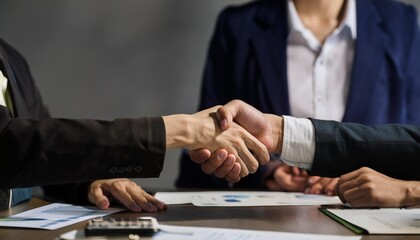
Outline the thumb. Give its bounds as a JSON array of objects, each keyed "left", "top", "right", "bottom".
[
  {"left": 216, "top": 100, "right": 244, "bottom": 130},
  {"left": 88, "top": 186, "right": 111, "bottom": 209},
  {"left": 217, "top": 100, "right": 266, "bottom": 136}
]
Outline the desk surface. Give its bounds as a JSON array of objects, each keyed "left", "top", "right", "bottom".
[{"left": 0, "top": 198, "right": 414, "bottom": 240}]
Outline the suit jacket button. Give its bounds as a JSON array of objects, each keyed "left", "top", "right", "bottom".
[
  {"left": 134, "top": 166, "right": 143, "bottom": 173},
  {"left": 126, "top": 166, "right": 133, "bottom": 173},
  {"left": 117, "top": 167, "right": 125, "bottom": 173},
  {"left": 109, "top": 167, "right": 117, "bottom": 174}
]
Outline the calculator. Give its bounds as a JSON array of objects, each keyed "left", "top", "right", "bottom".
[{"left": 84, "top": 216, "right": 160, "bottom": 236}]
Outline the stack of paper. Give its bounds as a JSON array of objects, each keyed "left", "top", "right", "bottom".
[
  {"left": 155, "top": 191, "right": 342, "bottom": 207},
  {"left": 321, "top": 208, "right": 420, "bottom": 234},
  {"left": 0, "top": 203, "right": 123, "bottom": 230}
]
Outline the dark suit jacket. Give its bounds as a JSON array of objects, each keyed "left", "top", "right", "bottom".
[
  {"left": 177, "top": 0, "right": 420, "bottom": 188},
  {"left": 0, "top": 39, "right": 166, "bottom": 204},
  {"left": 310, "top": 119, "right": 420, "bottom": 180}
]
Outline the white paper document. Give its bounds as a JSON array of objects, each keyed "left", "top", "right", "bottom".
[
  {"left": 154, "top": 191, "right": 197, "bottom": 205},
  {"left": 326, "top": 208, "right": 420, "bottom": 234},
  {"left": 0, "top": 203, "right": 123, "bottom": 230},
  {"left": 155, "top": 191, "right": 342, "bottom": 207},
  {"left": 59, "top": 224, "right": 361, "bottom": 240}
]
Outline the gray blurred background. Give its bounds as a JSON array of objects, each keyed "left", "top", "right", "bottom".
[{"left": 0, "top": 0, "right": 419, "bottom": 190}]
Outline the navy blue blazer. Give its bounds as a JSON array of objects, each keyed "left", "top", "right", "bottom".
[{"left": 177, "top": 0, "right": 420, "bottom": 189}]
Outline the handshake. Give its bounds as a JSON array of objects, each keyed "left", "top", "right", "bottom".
[{"left": 163, "top": 99, "right": 285, "bottom": 183}]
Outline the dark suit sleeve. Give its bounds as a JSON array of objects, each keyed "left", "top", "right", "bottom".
[
  {"left": 0, "top": 107, "right": 166, "bottom": 189},
  {"left": 309, "top": 119, "right": 420, "bottom": 180}
]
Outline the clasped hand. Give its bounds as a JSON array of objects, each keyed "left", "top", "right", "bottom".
[
  {"left": 189, "top": 100, "right": 282, "bottom": 182},
  {"left": 186, "top": 106, "right": 270, "bottom": 177},
  {"left": 189, "top": 101, "right": 339, "bottom": 195}
]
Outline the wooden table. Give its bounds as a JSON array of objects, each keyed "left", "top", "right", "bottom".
[{"left": 0, "top": 198, "right": 415, "bottom": 240}]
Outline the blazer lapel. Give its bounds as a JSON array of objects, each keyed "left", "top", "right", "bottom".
[
  {"left": 0, "top": 46, "right": 30, "bottom": 118},
  {"left": 251, "top": 0, "right": 290, "bottom": 115},
  {"left": 342, "top": 0, "right": 386, "bottom": 122}
]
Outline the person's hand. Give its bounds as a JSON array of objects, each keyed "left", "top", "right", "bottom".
[
  {"left": 304, "top": 176, "right": 338, "bottom": 196},
  {"left": 216, "top": 100, "right": 283, "bottom": 153},
  {"left": 190, "top": 149, "right": 241, "bottom": 183},
  {"left": 265, "top": 164, "right": 309, "bottom": 192},
  {"left": 266, "top": 164, "right": 338, "bottom": 195},
  {"left": 192, "top": 106, "right": 270, "bottom": 177},
  {"left": 337, "top": 167, "right": 416, "bottom": 208},
  {"left": 188, "top": 100, "right": 283, "bottom": 180},
  {"left": 87, "top": 179, "right": 167, "bottom": 212},
  {"left": 164, "top": 105, "right": 269, "bottom": 178}
]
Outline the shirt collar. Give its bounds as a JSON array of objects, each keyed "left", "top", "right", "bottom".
[
  {"left": 341, "top": 0, "right": 357, "bottom": 40},
  {"left": 287, "top": 0, "right": 357, "bottom": 41}
]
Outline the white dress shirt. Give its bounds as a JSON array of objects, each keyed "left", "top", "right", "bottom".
[
  {"left": 0, "top": 70, "right": 7, "bottom": 107},
  {"left": 281, "top": 116, "right": 316, "bottom": 170},
  {"left": 286, "top": 0, "right": 356, "bottom": 121},
  {"left": 281, "top": 0, "right": 357, "bottom": 169}
]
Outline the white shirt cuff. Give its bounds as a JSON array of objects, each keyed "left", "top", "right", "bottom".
[{"left": 280, "top": 116, "right": 315, "bottom": 170}]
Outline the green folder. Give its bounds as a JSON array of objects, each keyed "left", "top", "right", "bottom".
[{"left": 319, "top": 208, "right": 367, "bottom": 234}]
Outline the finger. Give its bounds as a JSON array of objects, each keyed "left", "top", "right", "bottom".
[
  {"left": 337, "top": 176, "right": 368, "bottom": 204},
  {"left": 341, "top": 185, "right": 367, "bottom": 206},
  {"left": 274, "top": 168, "right": 308, "bottom": 192},
  {"left": 232, "top": 126, "right": 269, "bottom": 172},
  {"left": 225, "top": 162, "right": 241, "bottom": 183},
  {"left": 236, "top": 154, "right": 250, "bottom": 178},
  {"left": 336, "top": 183, "right": 346, "bottom": 203},
  {"left": 128, "top": 187, "right": 165, "bottom": 213},
  {"left": 323, "top": 178, "right": 339, "bottom": 196},
  {"left": 291, "top": 167, "right": 301, "bottom": 176},
  {"left": 307, "top": 176, "right": 321, "bottom": 186},
  {"left": 153, "top": 196, "right": 169, "bottom": 210},
  {"left": 104, "top": 184, "right": 143, "bottom": 212},
  {"left": 88, "top": 186, "right": 111, "bottom": 210},
  {"left": 225, "top": 146, "right": 249, "bottom": 177},
  {"left": 309, "top": 178, "right": 334, "bottom": 195},
  {"left": 218, "top": 100, "right": 267, "bottom": 135},
  {"left": 144, "top": 194, "right": 167, "bottom": 210},
  {"left": 216, "top": 103, "right": 237, "bottom": 130},
  {"left": 243, "top": 132, "right": 269, "bottom": 165},
  {"left": 220, "top": 129, "right": 260, "bottom": 175},
  {"left": 214, "top": 156, "right": 236, "bottom": 178},
  {"left": 305, "top": 183, "right": 323, "bottom": 195},
  {"left": 201, "top": 150, "right": 228, "bottom": 175},
  {"left": 338, "top": 176, "right": 365, "bottom": 197},
  {"left": 128, "top": 193, "right": 156, "bottom": 212},
  {"left": 217, "top": 100, "right": 263, "bottom": 132},
  {"left": 300, "top": 170, "right": 309, "bottom": 177},
  {"left": 133, "top": 188, "right": 167, "bottom": 210},
  {"left": 337, "top": 170, "right": 365, "bottom": 200},
  {"left": 337, "top": 168, "right": 363, "bottom": 187},
  {"left": 236, "top": 143, "right": 259, "bottom": 174},
  {"left": 190, "top": 148, "right": 212, "bottom": 164}
]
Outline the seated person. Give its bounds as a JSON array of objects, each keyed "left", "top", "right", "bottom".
[{"left": 177, "top": 0, "right": 420, "bottom": 195}]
